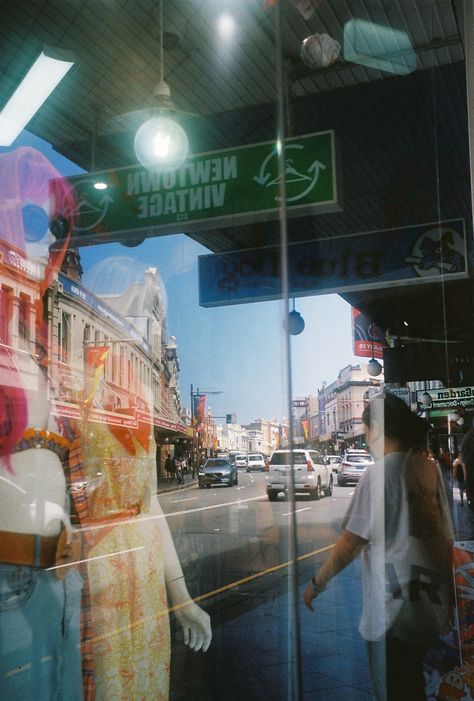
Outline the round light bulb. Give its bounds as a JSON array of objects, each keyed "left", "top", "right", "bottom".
[
  {"left": 367, "top": 358, "right": 383, "bottom": 377},
  {"left": 134, "top": 116, "right": 189, "bottom": 173},
  {"left": 285, "top": 309, "right": 305, "bottom": 336}
]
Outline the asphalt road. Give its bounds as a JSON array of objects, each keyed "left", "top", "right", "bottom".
[
  {"left": 162, "top": 471, "right": 353, "bottom": 598},
  {"left": 160, "top": 471, "right": 359, "bottom": 700}
]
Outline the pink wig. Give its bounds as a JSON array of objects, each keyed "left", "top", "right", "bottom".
[{"left": 0, "top": 147, "right": 76, "bottom": 467}]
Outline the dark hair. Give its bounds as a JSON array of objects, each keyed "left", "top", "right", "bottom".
[
  {"left": 461, "top": 427, "right": 474, "bottom": 470},
  {"left": 362, "top": 393, "right": 429, "bottom": 451}
]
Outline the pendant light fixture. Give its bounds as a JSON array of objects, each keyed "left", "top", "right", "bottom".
[
  {"left": 133, "top": 0, "right": 189, "bottom": 173},
  {"left": 367, "top": 319, "right": 382, "bottom": 377},
  {"left": 285, "top": 299, "right": 305, "bottom": 336}
]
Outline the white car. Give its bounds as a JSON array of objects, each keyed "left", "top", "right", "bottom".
[
  {"left": 325, "top": 455, "right": 342, "bottom": 472},
  {"left": 234, "top": 454, "right": 248, "bottom": 469},
  {"left": 266, "top": 448, "right": 333, "bottom": 501},
  {"left": 246, "top": 453, "right": 265, "bottom": 472},
  {"left": 338, "top": 450, "right": 374, "bottom": 486}
]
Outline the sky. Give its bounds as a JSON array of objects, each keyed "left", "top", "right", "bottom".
[{"left": 5, "top": 131, "right": 363, "bottom": 425}]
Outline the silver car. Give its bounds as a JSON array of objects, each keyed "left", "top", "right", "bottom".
[
  {"left": 198, "top": 457, "right": 238, "bottom": 488},
  {"left": 338, "top": 451, "right": 374, "bottom": 486}
]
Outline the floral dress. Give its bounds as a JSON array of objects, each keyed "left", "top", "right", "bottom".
[{"left": 82, "top": 421, "right": 170, "bottom": 701}]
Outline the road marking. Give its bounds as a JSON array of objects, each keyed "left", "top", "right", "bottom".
[
  {"left": 83, "top": 541, "right": 336, "bottom": 646},
  {"left": 169, "top": 497, "right": 199, "bottom": 503},
  {"left": 192, "top": 542, "right": 335, "bottom": 606},
  {"left": 76, "top": 494, "right": 267, "bottom": 534},
  {"left": 46, "top": 546, "right": 145, "bottom": 572},
  {"left": 281, "top": 507, "right": 311, "bottom": 516},
  {"left": 237, "top": 486, "right": 246, "bottom": 490}
]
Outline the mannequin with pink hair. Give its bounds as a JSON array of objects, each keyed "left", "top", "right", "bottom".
[
  {"left": 0, "top": 147, "right": 84, "bottom": 700},
  {"left": 0, "top": 146, "right": 212, "bottom": 701}
]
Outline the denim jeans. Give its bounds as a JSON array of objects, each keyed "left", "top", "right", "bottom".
[{"left": 0, "top": 565, "right": 83, "bottom": 701}]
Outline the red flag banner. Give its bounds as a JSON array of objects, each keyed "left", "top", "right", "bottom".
[
  {"left": 301, "top": 418, "right": 310, "bottom": 441},
  {"left": 351, "top": 307, "right": 384, "bottom": 359},
  {"left": 84, "top": 346, "right": 109, "bottom": 404},
  {"left": 193, "top": 394, "right": 206, "bottom": 431}
]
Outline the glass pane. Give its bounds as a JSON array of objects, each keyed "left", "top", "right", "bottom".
[{"left": 0, "top": 2, "right": 472, "bottom": 700}]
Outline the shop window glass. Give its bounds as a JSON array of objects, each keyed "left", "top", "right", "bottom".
[{"left": 0, "top": 2, "right": 473, "bottom": 700}]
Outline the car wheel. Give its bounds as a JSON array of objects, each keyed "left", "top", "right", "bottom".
[
  {"left": 198, "top": 483, "right": 204, "bottom": 489},
  {"left": 235, "top": 473, "right": 238, "bottom": 485},
  {"left": 310, "top": 480, "right": 321, "bottom": 500},
  {"left": 205, "top": 484, "right": 211, "bottom": 489},
  {"left": 324, "top": 477, "right": 333, "bottom": 497},
  {"left": 267, "top": 489, "right": 278, "bottom": 502},
  {"left": 246, "top": 468, "right": 250, "bottom": 473},
  {"left": 338, "top": 478, "right": 346, "bottom": 487}
]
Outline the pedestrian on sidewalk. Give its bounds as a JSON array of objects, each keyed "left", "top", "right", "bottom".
[
  {"left": 461, "top": 428, "right": 474, "bottom": 507},
  {"left": 304, "top": 393, "right": 454, "bottom": 701},
  {"left": 452, "top": 453, "right": 466, "bottom": 506},
  {"left": 164, "top": 454, "right": 172, "bottom": 481}
]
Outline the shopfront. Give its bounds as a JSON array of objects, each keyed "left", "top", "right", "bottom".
[{"left": 1, "top": 2, "right": 473, "bottom": 699}]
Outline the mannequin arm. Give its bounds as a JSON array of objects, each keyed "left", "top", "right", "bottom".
[{"left": 150, "top": 495, "right": 212, "bottom": 652}]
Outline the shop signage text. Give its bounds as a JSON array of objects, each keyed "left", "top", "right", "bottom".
[
  {"left": 61, "top": 131, "right": 339, "bottom": 244},
  {"left": 417, "top": 385, "right": 474, "bottom": 410},
  {"left": 199, "top": 219, "right": 467, "bottom": 306}
]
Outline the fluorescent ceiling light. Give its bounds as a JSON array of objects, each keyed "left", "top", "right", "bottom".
[{"left": 0, "top": 47, "right": 74, "bottom": 147}]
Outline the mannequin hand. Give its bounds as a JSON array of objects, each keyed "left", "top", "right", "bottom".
[{"left": 174, "top": 601, "right": 212, "bottom": 652}]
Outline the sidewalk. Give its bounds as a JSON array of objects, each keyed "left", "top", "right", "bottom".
[{"left": 156, "top": 473, "right": 198, "bottom": 495}]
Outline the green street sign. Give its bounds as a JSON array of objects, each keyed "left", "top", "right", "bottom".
[{"left": 62, "top": 131, "right": 340, "bottom": 245}]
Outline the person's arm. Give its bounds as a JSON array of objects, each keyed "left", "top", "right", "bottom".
[
  {"left": 150, "top": 494, "right": 212, "bottom": 652},
  {"left": 303, "top": 529, "right": 367, "bottom": 611}
]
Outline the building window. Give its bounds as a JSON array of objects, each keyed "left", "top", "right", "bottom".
[
  {"left": 18, "top": 294, "right": 30, "bottom": 350},
  {"left": 0, "top": 287, "right": 10, "bottom": 344},
  {"left": 59, "top": 310, "right": 71, "bottom": 363}
]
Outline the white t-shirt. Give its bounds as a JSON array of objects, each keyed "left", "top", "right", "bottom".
[{"left": 344, "top": 451, "right": 453, "bottom": 642}]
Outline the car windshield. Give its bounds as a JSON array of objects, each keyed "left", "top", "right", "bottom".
[
  {"left": 270, "top": 452, "right": 307, "bottom": 465},
  {"left": 205, "top": 459, "right": 229, "bottom": 467},
  {"left": 346, "top": 454, "right": 372, "bottom": 463},
  {"left": 249, "top": 455, "right": 261, "bottom": 461}
]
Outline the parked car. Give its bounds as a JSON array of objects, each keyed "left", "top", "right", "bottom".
[
  {"left": 246, "top": 453, "right": 265, "bottom": 472},
  {"left": 234, "top": 454, "right": 248, "bottom": 469},
  {"left": 266, "top": 448, "right": 333, "bottom": 501},
  {"left": 325, "top": 455, "right": 342, "bottom": 472},
  {"left": 198, "top": 457, "right": 238, "bottom": 488},
  {"left": 338, "top": 450, "right": 374, "bottom": 486}
]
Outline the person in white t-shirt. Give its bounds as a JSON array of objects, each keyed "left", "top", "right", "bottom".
[{"left": 304, "top": 393, "right": 454, "bottom": 701}]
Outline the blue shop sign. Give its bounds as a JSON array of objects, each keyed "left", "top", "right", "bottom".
[{"left": 198, "top": 219, "right": 467, "bottom": 307}]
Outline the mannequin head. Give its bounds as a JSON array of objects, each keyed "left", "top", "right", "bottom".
[{"left": 0, "top": 146, "right": 76, "bottom": 465}]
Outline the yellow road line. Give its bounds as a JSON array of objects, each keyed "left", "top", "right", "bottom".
[
  {"left": 191, "top": 543, "right": 334, "bottom": 605},
  {"left": 83, "top": 542, "right": 334, "bottom": 645}
]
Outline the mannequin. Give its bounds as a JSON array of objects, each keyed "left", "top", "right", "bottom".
[
  {"left": 0, "top": 147, "right": 83, "bottom": 700},
  {"left": 80, "top": 353, "right": 211, "bottom": 699},
  {"left": 0, "top": 146, "right": 211, "bottom": 700}
]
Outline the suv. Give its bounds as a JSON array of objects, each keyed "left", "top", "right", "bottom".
[
  {"left": 198, "top": 457, "right": 238, "bottom": 488},
  {"left": 246, "top": 453, "right": 265, "bottom": 472},
  {"left": 338, "top": 450, "right": 374, "bottom": 486},
  {"left": 266, "top": 449, "right": 333, "bottom": 501}
]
